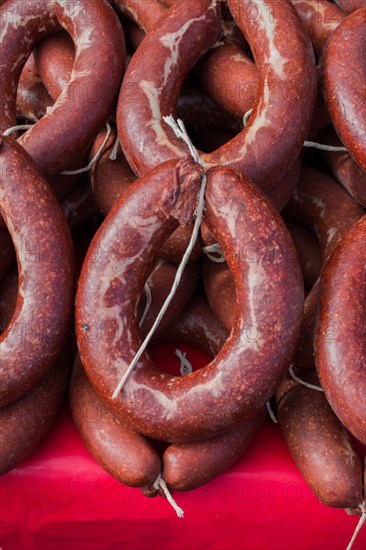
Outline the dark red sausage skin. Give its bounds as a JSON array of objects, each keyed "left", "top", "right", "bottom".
[
  {"left": 0, "top": 136, "right": 75, "bottom": 407},
  {"left": 89, "top": 127, "right": 136, "bottom": 217},
  {"left": 16, "top": 54, "right": 53, "bottom": 122},
  {"left": 315, "top": 216, "right": 366, "bottom": 445},
  {"left": 276, "top": 380, "right": 363, "bottom": 508},
  {"left": 157, "top": 295, "right": 227, "bottom": 358},
  {"left": 285, "top": 221, "right": 321, "bottom": 290},
  {"left": 322, "top": 8, "right": 366, "bottom": 170},
  {"left": 35, "top": 31, "right": 75, "bottom": 101},
  {"left": 70, "top": 357, "right": 161, "bottom": 488},
  {"left": 0, "top": 349, "right": 70, "bottom": 476},
  {"left": 139, "top": 259, "right": 200, "bottom": 339},
  {"left": 292, "top": 0, "right": 345, "bottom": 56},
  {"left": 162, "top": 410, "right": 266, "bottom": 492},
  {"left": 321, "top": 126, "right": 366, "bottom": 209},
  {"left": 89, "top": 127, "right": 202, "bottom": 264},
  {"left": 203, "top": 258, "right": 236, "bottom": 335}
]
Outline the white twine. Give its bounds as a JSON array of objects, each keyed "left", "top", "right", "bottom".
[
  {"left": 164, "top": 115, "right": 204, "bottom": 166},
  {"left": 111, "top": 116, "right": 207, "bottom": 399},
  {"left": 346, "top": 505, "right": 366, "bottom": 550},
  {"left": 61, "top": 122, "right": 112, "bottom": 175},
  {"left": 266, "top": 401, "right": 278, "bottom": 424},
  {"left": 3, "top": 123, "right": 33, "bottom": 136},
  {"left": 288, "top": 366, "right": 324, "bottom": 392},
  {"left": 153, "top": 473, "right": 184, "bottom": 518},
  {"left": 175, "top": 349, "right": 193, "bottom": 376},
  {"left": 109, "top": 134, "right": 120, "bottom": 161},
  {"left": 202, "top": 243, "right": 226, "bottom": 263},
  {"left": 303, "top": 140, "right": 347, "bottom": 152},
  {"left": 138, "top": 283, "right": 152, "bottom": 328},
  {"left": 242, "top": 109, "right": 348, "bottom": 152}
]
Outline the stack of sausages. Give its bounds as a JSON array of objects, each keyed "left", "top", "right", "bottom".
[{"left": 0, "top": 0, "right": 365, "bottom": 523}]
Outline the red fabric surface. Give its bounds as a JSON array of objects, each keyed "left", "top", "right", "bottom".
[{"left": 1, "top": 342, "right": 365, "bottom": 550}]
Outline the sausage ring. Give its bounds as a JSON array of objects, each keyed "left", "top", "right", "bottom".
[
  {"left": 76, "top": 161, "right": 303, "bottom": 442},
  {"left": 117, "top": 0, "right": 316, "bottom": 190},
  {"left": 0, "top": 0, "right": 125, "bottom": 176},
  {"left": 0, "top": 136, "right": 75, "bottom": 407},
  {"left": 315, "top": 215, "right": 366, "bottom": 445}
]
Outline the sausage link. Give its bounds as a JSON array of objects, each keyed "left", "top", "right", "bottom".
[
  {"left": 89, "top": 127, "right": 136, "bottom": 217},
  {"left": 196, "top": 43, "right": 328, "bottom": 133},
  {"left": 321, "top": 126, "right": 366, "bottom": 209},
  {"left": 315, "top": 216, "right": 366, "bottom": 444},
  {"left": 285, "top": 221, "right": 321, "bottom": 290},
  {"left": 0, "top": 348, "right": 70, "bottom": 475},
  {"left": 162, "top": 410, "right": 265, "bottom": 492},
  {"left": 203, "top": 258, "right": 236, "bottom": 335},
  {"left": 195, "top": 42, "right": 258, "bottom": 120},
  {"left": 114, "top": 0, "right": 166, "bottom": 32},
  {"left": 139, "top": 259, "right": 200, "bottom": 339},
  {"left": 0, "top": 0, "right": 125, "bottom": 176},
  {"left": 116, "top": 0, "right": 302, "bottom": 208},
  {"left": 76, "top": 163, "right": 303, "bottom": 442},
  {"left": 16, "top": 54, "right": 52, "bottom": 122},
  {"left": 283, "top": 166, "right": 364, "bottom": 368},
  {"left": 322, "top": 8, "right": 366, "bottom": 171},
  {"left": 0, "top": 136, "right": 75, "bottom": 407},
  {"left": 276, "top": 380, "right": 363, "bottom": 508},
  {"left": 34, "top": 31, "right": 74, "bottom": 102},
  {"left": 70, "top": 356, "right": 161, "bottom": 488},
  {"left": 157, "top": 295, "right": 227, "bottom": 359},
  {"left": 159, "top": 224, "right": 202, "bottom": 264},
  {"left": 292, "top": 0, "right": 345, "bottom": 56}
]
